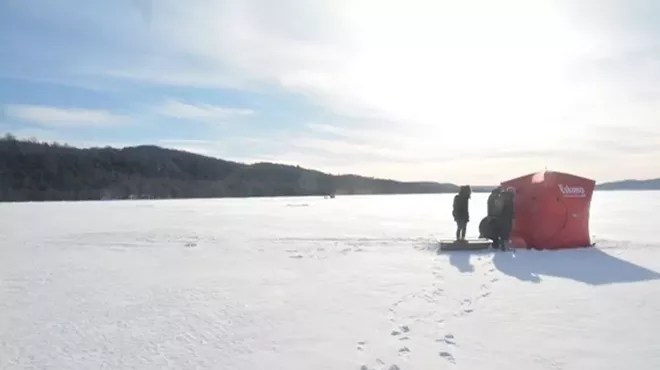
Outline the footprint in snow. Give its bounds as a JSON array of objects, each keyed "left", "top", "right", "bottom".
[
  {"left": 439, "top": 351, "right": 456, "bottom": 363},
  {"left": 455, "top": 300, "right": 474, "bottom": 316},
  {"left": 438, "top": 334, "right": 456, "bottom": 345},
  {"left": 363, "top": 365, "right": 399, "bottom": 370},
  {"left": 361, "top": 359, "right": 392, "bottom": 370},
  {"left": 391, "top": 325, "right": 410, "bottom": 336}
]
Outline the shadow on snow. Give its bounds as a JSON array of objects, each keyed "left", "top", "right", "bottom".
[
  {"left": 491, "top": 247, "right": 660, "bottom": 285},
  {"left": 436, "top": 245, "right": 660, "bottom": 285},
  {"left": 447, "top": 250, "right": 478, "bottom": 273}
]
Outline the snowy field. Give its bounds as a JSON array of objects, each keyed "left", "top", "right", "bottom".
[{"left": 2, "top": 191, "right": 660, "bottom": 370}]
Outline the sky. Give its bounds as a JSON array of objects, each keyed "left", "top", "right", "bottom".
[{"left": 1, "top": 0, "right": 659, "bottom": 185}]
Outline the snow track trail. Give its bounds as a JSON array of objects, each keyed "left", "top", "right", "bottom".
[{"left": 354, "top": 246, "right": 504, "bottom": 369}]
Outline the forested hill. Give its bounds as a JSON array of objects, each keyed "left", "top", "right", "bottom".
[{"left": 0, "top": 134, "right": 484, "bottom": 202}]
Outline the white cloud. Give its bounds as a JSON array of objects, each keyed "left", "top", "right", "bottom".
[
  {"left": 99, "top": 67, "right": 254, "bottom": 91},
  {"left": 155, "top": 100, "right": 254, "bottom": 121},
  {"left": 20, "top": 0, "right": 660, "bottom": 182},
  {"left": 4, "top": 104, "right": 131, "bottom": 127},
  {"left": 136, "top": 4, "right": 659, "bottom": 135}
]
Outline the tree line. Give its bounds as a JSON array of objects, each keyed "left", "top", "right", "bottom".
[{"left": 0, "top": 133, "right": 474, "bottom": 202}]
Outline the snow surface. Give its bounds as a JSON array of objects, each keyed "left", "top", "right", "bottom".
[{"left": 2, "top": 191, "right": 660, "bottom": 370}]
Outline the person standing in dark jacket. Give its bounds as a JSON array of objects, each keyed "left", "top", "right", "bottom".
[
  {"left": 487, "top": 186, "right": 503, "bottom": 217},
  {"left": 481, "top": 186, "right": 502, "bottom": 246},
  {"left": 495, "top": 187, "right": 516, "bottom": 250},
  {"left": 452, "top": 185, "right": 471, "bottom": 241}
]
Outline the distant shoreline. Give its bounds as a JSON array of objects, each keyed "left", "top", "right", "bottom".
[
  {"left": 1, "top": 134, "right": 658, "bottom": 202},
  {"left": 1, "top": 188, "right": 658, "bottom": 204}
]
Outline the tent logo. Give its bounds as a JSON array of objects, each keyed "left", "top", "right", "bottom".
[{"left": 558, "top": 184, "right": 585, "bottom": 197}]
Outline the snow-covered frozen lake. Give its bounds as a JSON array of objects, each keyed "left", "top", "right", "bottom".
[{"left": 2, "top": 191, "right": 660, "bottom": 370}]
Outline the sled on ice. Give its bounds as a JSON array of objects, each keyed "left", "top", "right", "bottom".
[{"left": 439, "top": 239, "right": 492, "bottom": 251}]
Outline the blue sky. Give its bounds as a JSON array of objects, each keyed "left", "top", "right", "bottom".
[{"left": 1, "top": 0, "right": 660, "bottom": 184}]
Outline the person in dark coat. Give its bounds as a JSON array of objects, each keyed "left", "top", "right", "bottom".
[
  {"left": 494, "top": 187, "right": 516, "bottom": 250},
  {"left": 478, "top": 216, "right": 492, "bottom": 239},
  {"left": 487, "top": 186, "right": 503, "bottom": 217},
  {"left": 477, "top": 187, "right": 502, "bottom": 245},
  {"left": 452, "top": 185, "right": 471, "bottom": 241}
]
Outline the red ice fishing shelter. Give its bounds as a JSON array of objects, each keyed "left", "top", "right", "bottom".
[{"left": 500, "top": 171, "right": 596, "bottom": 250}]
